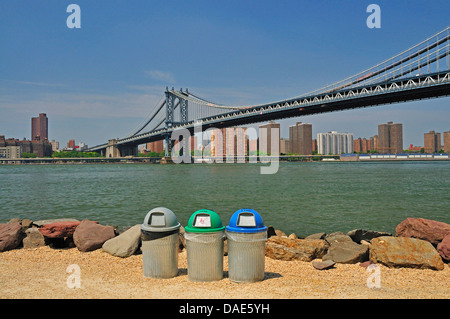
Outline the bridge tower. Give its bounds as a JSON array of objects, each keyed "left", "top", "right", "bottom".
[{"left": 164, "top": 88, "right": 189, "bottom": 157}]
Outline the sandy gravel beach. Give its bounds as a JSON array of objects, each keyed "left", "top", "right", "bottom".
[{"left": 0, "top": 246, "right": 448, "bottom": 299}]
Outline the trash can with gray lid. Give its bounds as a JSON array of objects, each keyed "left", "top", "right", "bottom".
[
  {"left": 184, "top": 209, "right": 225, "bottom": 282},
  {"left": 141, "top": 207, "right": 181, "bottom": 278},
  {"left": 226, "top": 209, "right": 267, "bottom": 283}
]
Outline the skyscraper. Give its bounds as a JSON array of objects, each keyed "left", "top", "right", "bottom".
[
  {"left": 378, "top": 122, "right": 403, "bottom": 153},
  {"left": 31, "top": 113, "right": 48, "bottom": 141},
  {"left": 289, "top": 122, "right": 312, "bottom": 155},
  {"left": 259, "top": 122, "right": 280, "bottom": 155},
  {"left": 444, "top": 131, "right": 450, "bottom": 153},
  {"left": 424, "top": 131, "right": 441, "bottom": 153},
  {"left": 317, "top": 131, "right": 353, "bottom": 155}
]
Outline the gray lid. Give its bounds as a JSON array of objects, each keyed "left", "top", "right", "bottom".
[{"left": 141, "top": 207, "right": 181, "bottom": 232}]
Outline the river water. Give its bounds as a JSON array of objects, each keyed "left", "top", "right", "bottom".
[{"left": 0, "top": 161, "right": 449, "bottom": 236}]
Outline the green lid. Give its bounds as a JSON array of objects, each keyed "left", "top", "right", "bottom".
[{"left": 185, "top": 209, "right": 225, "bottom": 233}]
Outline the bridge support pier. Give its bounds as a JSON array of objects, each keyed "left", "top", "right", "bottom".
[
  {"left": 105, "top": 139, "right": 121, "bottom": 158},
  {"left": 119, "top": 145, "right": 138, "bottom": 157}
]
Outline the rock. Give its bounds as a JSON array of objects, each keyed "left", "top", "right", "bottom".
[
  {"left": 305, "top": 232, "right": 326, "bottom": 240},
  {"left": 267, "top": 226, "right": 277, "bottom": 238},
  {"left": 275, "top": 229, "right": 287, "bottom": 237},
  {"left": 265, "top": 236, "right": 328, "bottom": 262},
  {"left": 23, "top": 227, "right": 48, "bottom": 248},
  {"left": 38, "top": 221, "right": 81, "bottom": 238},
  {"left": 0, "top": 222, "right": 23, "bottom": 252},
  {"left": 395, "top": 218, "right": 450, "bottom": 245},
  {"left": 325, "top": 232, "right": 354, "bottom": 245},
  {"left": 437, "top": 234, "right": 450, "bottom": 261},
  {"left": 288, "top": 233, "right": 297, "bottom": 239},
  {"left": 323, "top": 240, "right": 369, "bottom": 264},
  {"left": 102, "top": 224, "right": 141, "bottom": 258},
  {"left": 21, "top": 219, "right": 33, "bottom": 232},
  {"left": 359, "top": 261, "right": 375, "bottom": 268},
  {"left": 73, "top": 219, "right": 116, "bottom": 252},
  {"left": 312, "top": 260, "right": 336, "bottom": 270},
  {"left": 347, "top": 229, "right": 392, "bottom": 243},
  {"left": 33, "top": 218, "right": 80, "bottom": 227},
  {"left": 370, "top": 236, "right": 444, "bottom": 270}
]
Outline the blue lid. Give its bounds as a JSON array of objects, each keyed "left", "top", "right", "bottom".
[{"left": 226, "top": 209, "right": 267, "bottom": 233}]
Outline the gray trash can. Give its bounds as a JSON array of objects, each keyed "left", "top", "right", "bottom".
[
  {"left": 226, "top": 209, "right": 267, "bottom": 283},
  {"left": 141, "top": 207, "right": 181, "bottom": 279},
  {"left": 184, "top": 209, "right": 225, "bottom": 282}
]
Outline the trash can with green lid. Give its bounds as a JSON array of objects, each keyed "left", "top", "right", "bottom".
[
  {"left": 141, "top": 207, "right": 181, "bottom": 279},
  {"left": 226, "top": 209, "right": 267, "bottom": 283},
  {"left": 184, "top": 209, "right": 225, "bottom": 282}
]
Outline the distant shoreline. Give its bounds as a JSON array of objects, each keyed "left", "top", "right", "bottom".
[{"left": 0, "top": 154, "right": 450, "bottom": 165}]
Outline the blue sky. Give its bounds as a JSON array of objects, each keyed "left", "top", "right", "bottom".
[{"left": 1, "top": 0, "right": 449, "bottom": 148}]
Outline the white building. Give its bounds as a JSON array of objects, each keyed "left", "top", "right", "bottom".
[{"left": 317, "top": 131, "right": 353, "bottom": 155}]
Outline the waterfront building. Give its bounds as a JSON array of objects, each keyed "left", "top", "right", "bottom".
[
  {"left": 67, "top": 139, "right": 76, "bottom": 149},
  {"left": 444, "top": 131, "right": 450, "bottom": 153},
  {"left": 378, "top": 121, "right": 403, "bottom": 153},
  {"left": 317, "top": 131, "right": 353, "bottom": 155},
  {"left": 0, "top": 146, "right": 22, "bottom": 159},
  {"left": 0, "top": 135, "right": 51, "bottom": 157},
  {"left": 31, "top": 113, "right": 48, "bottom": 141},
  {"left": 259, "top": 122, "right": 280, "bottom": 155},
  {"left": 289, "top": 122, "right": 312, "bottom": 155},
  {"left": 280, "top": 138, "right": 290, "bottom": 154},
  {"left": 211, "top": 127, "right": 248, "bottom": 157},
  {"left": 353, "top": 137, "right": 372, "bottom": 153},
  {"left": 146, "top": 140, "right": 164, "bottom": 153},
  {"left": 424, "top": 131, "right": 442, "bottom": 153},
  {"left": 50, "top": 140, "right": 59, "bottom": 152}
]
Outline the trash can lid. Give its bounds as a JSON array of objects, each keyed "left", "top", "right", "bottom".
[
  {"left": 141, "top": 207, "right": 181, "bottom": 232},
  {"left": 185, "top": 209, "right": 225, "bottom": 233},
  {"left": 226, "top": 209, "right": 267, "bottom": 233}
]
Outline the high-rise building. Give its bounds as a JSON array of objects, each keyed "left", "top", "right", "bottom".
[
  {"left": 31, "top": 113, "right": 48, "bottom": 141},
  {"left": 353, "top": 137, "right": 372, "bottom": 153},
  {"left": 378, "top": 121, "right": 403, "bottom": 153},
  {"left": 211, "top": 127, "right": 248, "bottom": 157},
  {"left": 424, "top": 131, "right": 442, "bottom": 153},
  {"left": 50, "top": 140, "right": 59, "bottom": 152},
  {"left": 67, "top": 139, "right": 76, "bottom": 149},
  {"left": 146, "top": 140, "right": 164, "bottom": 153},
  {"left": 317, "top": 131, "right": 353, "bottom": 155},
  {"left": 259, "top": 122, "right": 280, "bottom": 155},
  {"left": 289, "top": 122, "right": 312, "bottom": 155},
  {"left": 444, "top": 131, "right": 450, "bottom": 153}
]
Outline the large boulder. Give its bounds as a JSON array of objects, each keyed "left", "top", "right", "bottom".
[
  {"left": 73, "top": 219, "right": 116, "bottom": 252},
  {"left": 102, "top": 224, "right": 141, "bottom": 257},
  {"left": 23, "top": 227, "right": 48, "bottom": 248},
  {"left": 38, "top": 221, "right": 81, "bottom": 238},
  {"left": 323, "top": 233, "right": 369, "bottom": 264},
  {"left": 323, "top": 241, "right": 369, "bottom": 264},
  {"left": 347, "top": 229, "right": 392, "bottom": 243},
  {"left": 395, "top": 218, "right": 450, "bottom": 245},
  {"left": 370, "top": 236, "right": 444, "bottom": 270},
  {"left": 0, "top": 222, "right": 23, "bottom": 252},
  {"left": 265, "top": 237, "right": 328, "bottom": 261},
  {"left": 437, "top": 234, "right": 450, "bottom": 261}
]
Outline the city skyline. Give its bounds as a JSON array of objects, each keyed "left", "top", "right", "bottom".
[{"left": 1, "top": 1, "right": 449, "bottom": 147}]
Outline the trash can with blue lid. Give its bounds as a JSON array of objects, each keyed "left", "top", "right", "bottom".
[
  {"left": 184, "top": 209, "right": 225, "bottom": 282},
  {"left": 226, "top": 209, "right": 267, "bottom": 283},
  {"left": 141, "top": 207, "right": 181, "bottom": 278}
]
